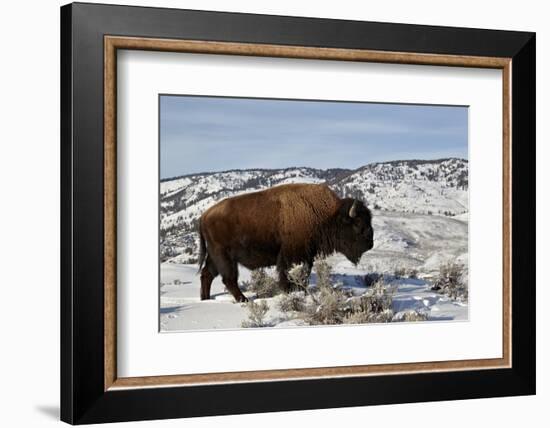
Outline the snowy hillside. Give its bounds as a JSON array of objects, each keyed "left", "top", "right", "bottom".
[
  {"left": 160, "top": 158, "right": 468, "bottom": 263},
  {"left": 332, "top": 158, "right": 468, "bottom": 216}
]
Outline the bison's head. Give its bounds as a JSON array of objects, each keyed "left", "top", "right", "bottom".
[{"left": 336, "top": 198, "right": 374, "bottom": 265}]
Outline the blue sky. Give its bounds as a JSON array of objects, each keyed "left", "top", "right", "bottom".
[{"left": 160, "top": 95, "right": 468, "bottom": 179}]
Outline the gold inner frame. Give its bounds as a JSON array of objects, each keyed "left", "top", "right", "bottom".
[{"left": 104, "top": 36, "right": 512, "bottom": 391}]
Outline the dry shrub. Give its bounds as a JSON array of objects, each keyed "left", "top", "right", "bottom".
[
  {"left": 300, "top": 258, "right": 351, "bottom": 325},
  {"left": 392, "top": 310, "right": 429, "bottom": 322},
  {"left": 240, "top": 258, "right": 409, "bottom": 328},
  {"left": 243, "top": 268, "right": 279, "bottom": 298},
  {"left": 407, "top": 268, "right": 418, "bottom": 279},
  {"left": 353, "top": 279, "right": 393, "bottom": 313},
  {"left": 287, "top": 264, "right": 310, "bottom": 292},
  {"left": 277, "top": 291, "right": 307, "bottom": 313},
  {"left": 393, "top": 266, "right": 418, "bottom": 279},
  {"left": 393, "top": 266, "right": 407, "bottom": 278},
  {"left": 343, "top": 279, "right": 395, "bottom": 324},
  {"left": 432, "top": 262, "right": 468, "bottom": 301},
  {"left": 314, "top": 257, "right": 332, "bottom": 291},
  {"left": 343, "top": 308, "right": 394, "bottom": 324},
  {"left": 304, "top": 286, "right": 351, "bottom": 325},
  {"left": 302, "top": 262, "right": 396, "bottom": 326},
  {"left": 241, "top": 300, "right": 271, "bottom": 328}
]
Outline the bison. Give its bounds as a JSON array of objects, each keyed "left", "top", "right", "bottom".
[{"left": 197, "top": 183, "right": 374, "bottom": 302}]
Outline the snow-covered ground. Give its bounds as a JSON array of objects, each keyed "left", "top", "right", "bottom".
[{"left": 160, "top": 211, "right": 468, "bottom": 332}]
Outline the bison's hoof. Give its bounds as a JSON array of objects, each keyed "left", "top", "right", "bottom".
[{"left": 237, "top": 296, "right": 249, "bottom": 303}]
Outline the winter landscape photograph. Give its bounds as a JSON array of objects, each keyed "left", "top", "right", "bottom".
[{"left": 159, "top": 95, "right": 469, "bottom": 332}]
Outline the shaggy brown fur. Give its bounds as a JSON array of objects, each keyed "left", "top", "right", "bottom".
[{"left": 198, "top": 183, "right": 374, "bottom": 302}]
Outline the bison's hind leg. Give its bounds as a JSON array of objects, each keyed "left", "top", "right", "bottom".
[
  {"left": 200, "top": 256, "right": 218, "bottom": 300},
  {"left": 202, "top": 249, "right": 247, "bottom": 303},
  {"left": 213, "top": 254, "right": 248, "bottom": 303}
]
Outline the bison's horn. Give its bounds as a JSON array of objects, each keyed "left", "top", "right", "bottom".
[{"left": 349, "top": 200, "right": 357, "bottom": 218}]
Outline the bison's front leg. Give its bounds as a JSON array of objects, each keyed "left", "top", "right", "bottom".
[
  {"left": 277, "top": 269, "right": 293, "bottom": 293},
  {"left": 303, "top": 258, "right": 313, "bottom": 279},
  {"left": 276, "top": 253, "right": 293, "bottom": 293},
  {"left": 222, "top": 277, "right": 248, "bottom": 303}
]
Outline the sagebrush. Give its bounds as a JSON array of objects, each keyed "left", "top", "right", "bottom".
[
  {"left": 314, "top": 258, "right": 332, "bottom": 291},
  {"left": 246, "top": 258, "right": 433, "bottom": 327},
  {"left": 277, "top": 291, "right": 307, "bottom": 312},
  {"left": 242, "top": 268, "right": 280, "bottom": 298},
  {"left": 287, "top": 264, "right": 310, "bottom": 292},
  {"left": 432, "top": 262, "right": 468, "bottom": 301},
  {"left": 288, "top": 259, "right": 399, "bottom": 326},
  {"left": 241, "top": 300, "right": 271, "bottom": 328},
  {"left": 392, "top": 310, "right": 429, "bottom": 322}
]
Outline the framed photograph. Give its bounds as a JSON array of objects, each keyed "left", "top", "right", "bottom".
[{"left": 61, "top": 2, "right": 535, "bottom": 424}]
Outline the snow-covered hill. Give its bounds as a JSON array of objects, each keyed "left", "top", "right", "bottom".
[
  {"left": 160, "top": 158, "right": 468, "bottom": 263},
  {"left": 331, "top": 158, "right": 468, "bottom": 216}
]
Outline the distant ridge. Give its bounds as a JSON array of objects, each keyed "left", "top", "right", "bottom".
[{"left": 160, "top": 157, "right": 467, "bottom": 183}]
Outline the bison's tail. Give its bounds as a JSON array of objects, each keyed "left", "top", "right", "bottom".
[{"left": 197, "top": 220, "right": 207, "bottom": 274}]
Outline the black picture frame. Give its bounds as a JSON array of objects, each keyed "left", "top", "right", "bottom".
[{"left": 61, "top": 2, "right": 535, "bottom": 424}]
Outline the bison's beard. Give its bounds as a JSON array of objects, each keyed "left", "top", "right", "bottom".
[
  {"left": 344, "top": 251, "right": 362, "bottom": 266},
  {"left": 342, "top": 242, "right": 373, "bottom": 266}
]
